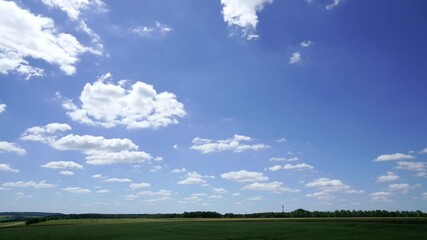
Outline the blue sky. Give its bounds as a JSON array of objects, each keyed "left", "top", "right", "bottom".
[{"left": 0, "top": 0, "right": 427, "bottom": 214}]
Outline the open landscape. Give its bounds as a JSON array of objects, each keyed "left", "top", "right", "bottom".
[
  {"left": 2, "top": 217, "right": 427, "bottom": 240},
  {"left": 1, "top": 0, "right": 427, "bottom": 239}
]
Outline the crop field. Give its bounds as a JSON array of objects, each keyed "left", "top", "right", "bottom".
[{"left": 1, "top": 218, "right": 426, "bottom": 240}]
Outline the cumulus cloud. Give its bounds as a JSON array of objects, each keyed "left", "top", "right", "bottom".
[
  {"left": 137, "top": 189, "right": 173, "bottom": 198},
  {"left": 0, "top": 0, "right": 98, "bottom": 78},
  {"left": 22, "top": 123, "right": 153, "bottom": 165},
  {"left": 221, "top": 0, "right": 273, "bottom": 40},
  {"left": 0, "top": 103, "right": 6, "bottom": 113},
  {"left": 289, "top": 52, "right": 301, "bottom": 64},
  {"left": 388, "top": 183, "right": 420, "bottom": 193},
  {"left": 177, "top": 171, "right": 208, "bottom": 185},
  {"left": 306, "top": 177, "right": 359, "bottom": 193},
  {"left": 190, "top": 134, "right": 269, "bottom": 154},
  {"left": 242, "top": 181, "right": 299, "bottom": 193},
  {"left": 20, "top": 123, "right": 71, "bottom": 143},
  {"left": 63, "top": 186, "right": 91, "bottom": 194},
  {"left": 0, "top": 141, "right": 26, "bottom": 155},
  {"left": 395, "top": 161, "right": 425, "bottom": 171},
  {"left": 132, "top": 21, "right": 172, "bottom": 38},
  {"left": 41, "top": 0, "right": 106, "bottom": 21},
  {"left": 300, "top": 40, "right": 313, "bottom": 48},
  {"left": 374, "top": 153, "right": 415, "bottom": 162},
  {"left": 92, "top": 174, "right": 106, "bottom": 179},
  {"left": 41, "top": 0, "right": 105, "bottom": 54},
  {"left": 326, "top": 0, "right": 341, "bottom": 10},
  {"left": 268, "top": 165, "right": 282, "bottom": 171},
  {"left": 104, "top": 178, "right": 132, "bottom": 183},
  {"left": 283, "top": 163, "right": 314, "bottom": 170},
  {"left": 0, "top": 163, "right": 19, "bottom": 173},
  {"left": 268, "top": 163, "right": 313, "bottom": 171},
  {"left": 221, "top": 170, "right": 268, "bottom": 183},
  {"left": 59, "top": 170, "right": 74, "bottom": 176},
  {"left": 419, "top": 148, "right": 427, "bottom": 154},
  {"left": 129, "top": 182, "right": 150, "bottom": 189},
  {"left": 97, "top": 189, "right": 110, "bottom": 193},
  {"left": 376, "top": 172, "right": 399, "bottom": 183},
  {"left": 171, "top": 168, "right": 187, "bottom": 173},
  {"left": 62, "top": 73, "right": 186, "bottom": 129},
  {"left": 370, "top": 191, "right": 392, "bottom": 202},
  {"left": 213, "top": 188, "right": 228, "bottom": 194},
  {"left": 3, "top": 180, "right": 56, "bottom": 188},
  {"left": 41, "top": 161, "right": 83, "bottom": 169},
  {"left": 269, "top": 157, "right": 299, "bottom": 162},
  {"left": 306, "top": 191, "right": 334, "bottom": 200},
  {"left": 150, "top": 165, "right": 163, "bottom": 172}
]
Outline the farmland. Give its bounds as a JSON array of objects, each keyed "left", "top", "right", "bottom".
[{"left": 1, "top": 218, "right": 426, "bottom": 240}]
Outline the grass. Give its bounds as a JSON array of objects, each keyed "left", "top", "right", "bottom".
[{"left": 0, "top": 218, "right": 426, "bottom": 240}]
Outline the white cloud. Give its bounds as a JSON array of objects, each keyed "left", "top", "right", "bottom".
[
  {"left": 0, "top": 141, "right": 26, "bottom": 155},
  {"left": 41, "top": 0, "right": 105, "bottom": 54},
  {"left": 370, "top": 191, "right": 392, "bottom": 202},
  {"left": 270, "top": 157, "right": 299, "bottom": 162},
  {"left": 0, "top": 163, "right": 19, "bottom": 173},
  {"left": 63, "top": 186, "right": 91, "bottom": 194},
  {"left": 20, "top": 123, "right": 71, "bottom": 143},
  {"left": 171, "top": 168, "right": 187, "bottom": 173},
  {"left": 3, "top": 180, "right": 56, "bottom": 188},
  {"left": 376, "top": 172, "right": 399, "bottom": 183},
  {"left": 268, "top": 165, "right": 282, "bottom": 171},
  {"left": 419, "top": 148, "right": 427, "bottom": 154},
  {"left": 374, "top": 153, "right": 415, "bottom": 162},
  {"left": 388, "top": 183, "right": 420, "bottom": 193},
  {"left": 247, "top": 195, "right": 263, "bottom": 201},
  {"left": 41, "top": 0, "right": 106, "bottom": 21},
  {"left": 0, "top": 103, "right": 6, "bottom": 113},
  {"left": 220, "top": 0, "right": 273, "bottom": 40},
  {"left": 37, "top": 131, "right": 153, "bottom": 165},
  {"left": 62, "top": 73, "right": 186, "bottom": 129},
  {"left": 289, "top": 52, "right": 301, "bottom": 64},
  {"left": 422, "top": 192, "right": 427, "bottom": 200},
  {"left": 305, "top": 177, "right": 351, "bottom": 192},
  {"left": 300, "top": 40, "right": 313, "bottom": 48},
  {"left": 137, "top": 189, "right": 173, "bottom": 198},
  {"left": 59, "top": 170, "right": 74, "bottom": 176},
  {"left": 154, "top": 156, "right": 163, "bottom": 162},
  {"left": 97, "top": 189, "right": 110, "bottom": 194},
  {"left": 150, "top": 165, "right": 163, "bottom": 172},
  {"left": 190, "top": 134, "right": 270, "bottom": 154},
  {"left": 283, "top": 163, "right": 314, "bottom": 170},
  {"left": 92, "top": 174, "right": 106, "bottom": 179},
  {"left": 85, "top": 150, "right": 152, "bottom": 165},
  {"left": 242, "top": 181, "right": 299, "bottom": 193},
  {"left": 0, "top": 1, "right": 97, "bottom": 77},
  {"left": 104, "top": 178, "right": 132, "bottom": 183},
  {"left": 276, "top": 138, "right": 286, "bottom": 143},
  {"left": 129, "top": 182, "right": 150, "bottom": 189},
  {"left": 416, "top": 172, "right": 427, "bottom": 177},
  {"left": 395, "top": 161, "right": 425, "bottom": 171},
  {"left": 213, "top": 188, "right": 229, "bottom": 194},
  {"left": 41, "top": 161, "right": 83, "bottom": 169},
  {"left": 208, "top": 195, "right": 223, "bottom": 199},
  {"left": 173, "top": 144, "right": 179, "bottom": 149},
  {"left": 326, "top": 0, "right": 341, "bottom": 10},
  {"left": 306, "top": 191, "right": 334, "bottom": 200},
  {"left": 132, "top": 21, "right": 172, "bottom": 38},
  {"left": 221, "top": 170, "right": 268, "bottom": 183},
  {"left": 185, "top": 193, "right": 207, "bottom": 202},
  {"left": 177, "top": 171, "right": 208, "bottom": 185}
]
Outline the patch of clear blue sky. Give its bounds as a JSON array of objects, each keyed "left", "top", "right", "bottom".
[{"left": 0, "top": 0, "right": 426, "bottom": 213}]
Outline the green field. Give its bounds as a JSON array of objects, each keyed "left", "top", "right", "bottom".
[{"left": 1, "top": 218, "right": 426, "bottom": 240}]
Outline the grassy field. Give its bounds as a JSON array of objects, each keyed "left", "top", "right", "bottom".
[{"left": 1, "top": 218, "right": 426, "bottom": 240}]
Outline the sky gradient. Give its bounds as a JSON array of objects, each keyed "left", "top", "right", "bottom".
[{"left": 0, "top": 0, "right": 427, "bottom": 214}]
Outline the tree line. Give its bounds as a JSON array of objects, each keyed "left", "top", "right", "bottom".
[{"left": 20, "top": 209, "right": 427, "bottom": 225}]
